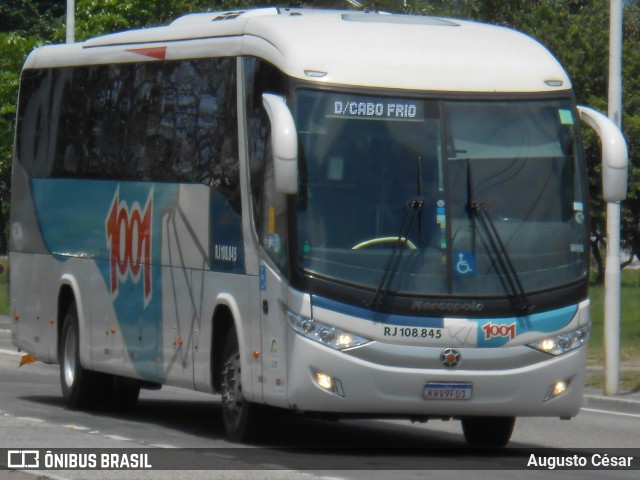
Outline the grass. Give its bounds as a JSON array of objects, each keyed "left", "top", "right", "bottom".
[
  {"left": 584, "top": 371, "right": 640, "bottom": 393},
  {"left": 587, "top": 268, "right": 640, "bottom": 392},
  {"left": 587, "top": 268, "right": 640, "bottom": 364}
]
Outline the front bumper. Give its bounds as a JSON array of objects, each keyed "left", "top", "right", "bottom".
[{"left": 286, "top": 332, "right": 586, "bottom": 418}]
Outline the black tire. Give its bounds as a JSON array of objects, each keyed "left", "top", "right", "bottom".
[
  {"left": 59, "top": 302, "right": 105, "bottom": 409},
  {"left": 220, "top": 326, "right": 259, "bottom": 442},
  {"left": 461, "top": 416, "right": 516, "bottom": 448}
]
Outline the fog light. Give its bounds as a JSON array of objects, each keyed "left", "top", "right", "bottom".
[
  {"left": 545, "top": 379, "right": 570, "bottom": 402},
  {"left": 316, "top": 372, "right": 333, "bottom": 391},
  {"left": 554, "top": 381, "right": 568, "bottom": 396},
  {"left": 312, "top": 369, "right": 345, "bottom": 397}
]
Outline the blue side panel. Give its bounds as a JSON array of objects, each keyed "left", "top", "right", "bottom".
[
  {"left": 31, "top": 179, "right": 180, "bottom": 260},
  {"left": 312, "top": 294, "right": 578, "bottom": 348},
  {"left": 31, "top": 179, "right": 180, "bottom": 380},
  {"left": 475, "top": 305, "right": 578, "bottom": 347},
  {"left": 29, "top": 178, "right": 245, "bottom": 381}
]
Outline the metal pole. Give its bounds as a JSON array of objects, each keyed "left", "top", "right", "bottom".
[
  {"left": 66, "top": 0, "right": 75, "bottom": 44},
  {"left": 605, "top": 0, "right": 623, "bottom": 396},
  {"left": 604, "top": 202, "right": 621, "bottom": 395}
]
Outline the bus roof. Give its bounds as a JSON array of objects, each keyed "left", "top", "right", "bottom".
[{"left": 24, "top": 7, "right": 571, "bottom": 94}]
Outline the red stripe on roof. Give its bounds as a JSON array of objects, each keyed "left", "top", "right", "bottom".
[{"left": 126, "top": 47, "right": 167, "bottom": 60}]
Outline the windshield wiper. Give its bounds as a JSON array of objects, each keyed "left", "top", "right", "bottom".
[
  {"left": 465, "top": 159, "right": 533, "bottom": 314},
  {"left": 368, "top": 155, "right": 425, "bottom": 311},
  {"left": 368, "top": 197, "right": 423, "bottom": 310},
  {"left": 471, "top": 202, "right": 534, "bottom": 314}
]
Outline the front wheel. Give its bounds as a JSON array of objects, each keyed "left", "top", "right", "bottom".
[
  {"left": 461, "top": 416, "right": 515, "bottom": 448},
  {"left": 220, "top": 327, "right": 259, "bottom": 442},
  {"left": 59, "top": 302, "right": 105, "bottom": 409}
]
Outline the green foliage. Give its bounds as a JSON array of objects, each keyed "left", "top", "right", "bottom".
[
  {"left": 620, "top": 38, "right": 640, "bottom": 268},
  {"left": 0, "top": 0, "right": 65, "bottom": 37},
  {"left": 70, "top": 0, "right": 242, "bottom": 41},
  {"left": 588, "top": 268, "right": 640, "bottom": 361}
]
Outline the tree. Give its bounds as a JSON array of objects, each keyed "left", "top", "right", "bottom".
[
  {"left": 69, "top": 0, "right": 240, "bottom": 41},
  {"left": 0, "top": 1, "right": 65, "bottom": 36}
]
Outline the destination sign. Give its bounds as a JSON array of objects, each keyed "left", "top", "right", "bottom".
[{"left": 328, "top": 95, "right": 424, "bottom": 121}]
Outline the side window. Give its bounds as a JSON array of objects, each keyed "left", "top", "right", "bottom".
[
  {"left": 244, "top": 57, "right": 288, "bottom": 271},
  {"left": 19, "top": 57, "right": 240, "bottom": 214},
  {"left": 169, "top": 61, "right": 197, "bottom": 181},
  {"left": 193, "top": 57, "right": 239, "bottom": 211},
  {"left": 127, "top": 62, "right": 164, "bottom": 180},
  {"left": 52, "top": 67, "right": 88, "bottom": 177},
  {"left": 84, "top": 64, "right": 133, "bottom": 179},
  {"left": 17, "top": 69, "right": 52, "bottom": 177}
]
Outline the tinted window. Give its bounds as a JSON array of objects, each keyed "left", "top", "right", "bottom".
[
  {"left": 16, "top": 58, "right": 239, "bottom": 209},
  {"left": 17, "top": 69, "right": 52, "bottom": 177}
]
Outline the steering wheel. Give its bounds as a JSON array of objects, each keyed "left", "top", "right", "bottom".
[{"left": 352, "top": 236, "right": 417, "bottom": 250}]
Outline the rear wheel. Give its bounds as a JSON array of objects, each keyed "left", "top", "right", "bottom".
[
  {"left": 461, "top": 416, "right": 516, "bottom": 448},
  {"left": 59, "top": 302, "right": 105, "bottom": 409},
  {"left": 220, "top": 326, "right": 259, "bottom": 442}
]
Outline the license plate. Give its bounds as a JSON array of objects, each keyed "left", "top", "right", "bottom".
[{"left": 424, "top": 383, "right": 472, "bottom": 400}]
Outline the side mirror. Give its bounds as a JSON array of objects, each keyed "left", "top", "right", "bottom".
[
  {"left": 262, "top": 94, "right": 298, "bottom": 194},
  {"left": 577, "top": 106, "right": 628, "bottom": 203}
]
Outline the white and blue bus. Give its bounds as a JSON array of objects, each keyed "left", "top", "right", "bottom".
[{"left": 10, "top": 7, "right": 627, "bottom": 446}]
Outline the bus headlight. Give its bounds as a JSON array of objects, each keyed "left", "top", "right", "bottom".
[
  {"left": 527, "top": 324, "right": 590, "bottom": 356},
  {"left": 284, "top": 308, "right": 370, "bottom": 351}
]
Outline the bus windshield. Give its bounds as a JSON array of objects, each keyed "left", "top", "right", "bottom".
[{"left": 295, "top": 90, "right": 587, "bottom": 303}]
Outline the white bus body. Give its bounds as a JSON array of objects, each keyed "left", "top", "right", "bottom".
[{"left": 10, "top": 8, "right": 625, "bottom": 446}]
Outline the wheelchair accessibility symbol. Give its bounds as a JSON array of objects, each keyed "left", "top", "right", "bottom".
[{"left": 454, "top": 251, "right": 476, "bottom": 276}]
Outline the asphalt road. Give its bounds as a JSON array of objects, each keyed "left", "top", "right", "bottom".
[{"left": 0, "top": 315, "right": 638, "bottom": 479}]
